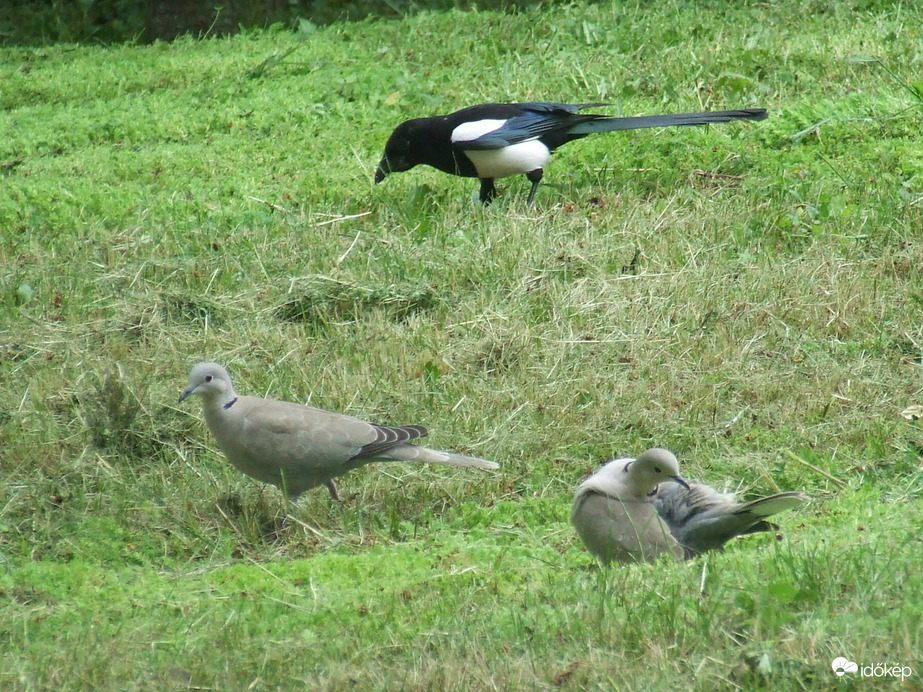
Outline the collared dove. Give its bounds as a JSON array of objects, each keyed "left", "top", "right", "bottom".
[
  {"left": 179, "top": 362, "right": 499, "bottom": 502},
  {"left": 571, "top": 447, "right": 806, "bottom": 564}
]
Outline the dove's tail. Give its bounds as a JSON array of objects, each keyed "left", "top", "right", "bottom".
[
  {"left": 384, "top": 444, "right": 500, "bottom": 470},
  {"left": 734, "top": 491, "right": 807, "bottom": 518}
]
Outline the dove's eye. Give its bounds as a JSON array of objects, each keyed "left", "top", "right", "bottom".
[
  {"left": 653, "top": 467, "right": 662, "bottom": 473},
  {"left": 205, "top": 375, "right": 213, "bottom": 382}
]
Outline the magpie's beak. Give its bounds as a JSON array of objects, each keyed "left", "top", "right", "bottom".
[
  {"left": 672, "top": 475, "right": 691, "bottom": 490},
  {"left": 374, "top": 161, "right": 388, "bottom": 184}
]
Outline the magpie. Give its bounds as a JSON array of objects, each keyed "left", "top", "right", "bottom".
[{"left": 374, "top": 102, "right": 767, "bottom": 204}]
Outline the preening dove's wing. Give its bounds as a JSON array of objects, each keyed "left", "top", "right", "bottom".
[
  {"left": 179, "top": 362, "right": 498, "bottom": 501},
  {"left": 653, "top": 481, "right": 807, "bottom": 556},
  {"left": 571, "top": 448, "right": 689, "bottom": 564}
]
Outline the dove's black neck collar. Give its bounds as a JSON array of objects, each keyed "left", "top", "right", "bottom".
[{"left": 223, "top": 397, "right": 238, "bottom": 410}]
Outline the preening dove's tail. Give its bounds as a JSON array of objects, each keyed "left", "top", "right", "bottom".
[{"left": 734, "top": 492, "right": 806, "bottom": 518}]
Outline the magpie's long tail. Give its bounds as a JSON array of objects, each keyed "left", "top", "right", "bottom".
[{"left": 570, "top": 108, "right": 767, "bottom": 135}]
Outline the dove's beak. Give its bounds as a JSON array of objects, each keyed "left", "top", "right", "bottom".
[{"left": 672, "top": 475, "right": 690, "bottom": 490}]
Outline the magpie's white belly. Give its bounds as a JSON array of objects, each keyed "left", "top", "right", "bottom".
[{"left": 462, "top": 140, "right": 551, "bottom": 179}]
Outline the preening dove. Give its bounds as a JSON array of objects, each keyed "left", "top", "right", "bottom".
[
  {"left": 179, "top": 362, "right": 499, "bottom": 501},
  {"left": 571, "top": 448, "right": 806, "bottom": 564}
]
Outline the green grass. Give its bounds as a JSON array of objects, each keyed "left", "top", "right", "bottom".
[{"left": 2, "top": 0, "right": 922, "bottom": 688}]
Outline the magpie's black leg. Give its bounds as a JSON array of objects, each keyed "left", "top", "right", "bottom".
[
  {"left": 526, "top": 169, "right": 543, "bottom": 206},
  {"left": 479, "top": 178, "right": 496, "bottom": 205}
]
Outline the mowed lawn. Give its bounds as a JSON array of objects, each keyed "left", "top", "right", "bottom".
[{"left": 1, "top": 1, "right": 922, "bottom": 689}]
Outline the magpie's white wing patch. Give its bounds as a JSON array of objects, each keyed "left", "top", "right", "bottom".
[{"left": 451, "top": 119, "right": 508, "bottom": 144}]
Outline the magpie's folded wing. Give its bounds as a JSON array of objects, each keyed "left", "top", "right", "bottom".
[{"left": 454, "top": 102, "right": 592, "bottom": 150}]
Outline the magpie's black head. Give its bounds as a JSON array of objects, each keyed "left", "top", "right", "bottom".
[{"left": 375, "top": 120, "right": 421, "bottom": 183}]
